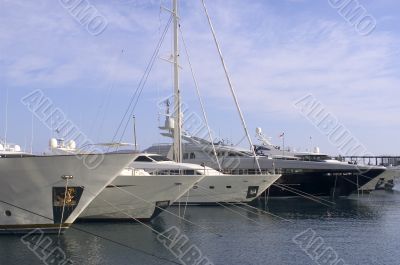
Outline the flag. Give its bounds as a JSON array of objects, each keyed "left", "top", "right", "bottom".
[{"left": 279, "top": 132, "right": 285, "bottom": 138}]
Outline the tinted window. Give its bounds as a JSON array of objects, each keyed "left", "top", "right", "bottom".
[
  {"left": 149, "top": 155, "right": 171, "bottom": 161},
  {"left": 135, "top": 156, "right": 153, "bottom": 162}
]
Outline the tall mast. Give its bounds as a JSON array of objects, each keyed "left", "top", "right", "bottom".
[{"left": 172, "top": 0, "right": 182, "bottom": 163}]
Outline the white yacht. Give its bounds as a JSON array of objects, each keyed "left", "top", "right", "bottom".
[
  {"left": 0, "top": 140, "right": 136, "bottom": 234},
  {"left": 80, "top": 153, "right": 206, "bottom": 221},
  {"left": 127, "top": 154, "right": 281, "bottom": 205},
  {"left": 180, "top": 168, "right": 281, "bottom": 205},
  {"left": 79, "top": 151, "right": 280, "bottom": 219}
]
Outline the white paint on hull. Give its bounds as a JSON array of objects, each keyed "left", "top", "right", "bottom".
[
  {"left": 80, "top": 172, "right": 204, "bottom": 220},
  {"left": 181, "top": 173, "right": 281, "bottom": 204},
  {"left": 0, "top": 153, "right": 135, "bottom": 232}
]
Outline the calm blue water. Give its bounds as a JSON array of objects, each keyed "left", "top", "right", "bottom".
[{"left": 1, "top": 190, "right": 400, "bottom": 265}]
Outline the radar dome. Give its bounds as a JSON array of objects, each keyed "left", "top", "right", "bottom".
[
  {"left": 50, "top": 138, "right": 58, "bottom": 149},
  {"left": 313, "top": 147, "right": 320, "bottom": 154},
  {"left": 67, "top": 140, "right": 76, "bottom": 150},
  {"left": 165, "top": 116, "right": 175, "bottom": 130}
]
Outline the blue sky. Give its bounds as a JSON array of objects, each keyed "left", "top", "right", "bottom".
[{"left": 0, "top": 0, "right": 399, "bottom": 155}]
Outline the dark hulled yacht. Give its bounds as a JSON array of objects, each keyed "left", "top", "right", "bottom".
[{"left": 145, "top": 128, "right": 386, "bottom": 198}]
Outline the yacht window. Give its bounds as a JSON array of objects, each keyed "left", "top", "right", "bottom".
[
  {"left": 226, "top": 186, "right": 232, "bottom": 189},
  {"left": 190, "top": 153, "right": 196, "bottom": 159},
  {"left": 183, "top": 153, "right": 189, "bottom": 159},
  {"left": 193, "top": 186, "right": 198, "bottom": 189},
  {"left": 134, "top": 156, "right": 153, "bottom": 162},
  {"left": 248, "top": 169, "right": 256, "bottom": 175},
  {"left": 149, "top": 155, "right": 171, "bottom": 162},
  {"left": 209, "top": 186, "right": 215, "bottom": 189},
  {"left": 184, "top": 170, "right": 195, "bottom": 175}
]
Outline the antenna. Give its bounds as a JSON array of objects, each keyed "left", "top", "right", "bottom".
[
  {"left": 201, "top": 0, "right": 261, "bottom": 172},
  {"left": 30, "top": 111, "right": 34, "bottom": 154},
  {"left": 133, "top": 115, "right": 137, "bottom": 151},
  {"left": 4, "top": 87, "right": 9, "bottom": 145}
]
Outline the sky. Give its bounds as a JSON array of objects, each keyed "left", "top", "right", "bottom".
[{"left": 0, "top": 0, "right": 399, "bottom": 156}]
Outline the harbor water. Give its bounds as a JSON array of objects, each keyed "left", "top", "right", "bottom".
[{"left": 1, "top": 190, "right": 400, "bottom": 265}]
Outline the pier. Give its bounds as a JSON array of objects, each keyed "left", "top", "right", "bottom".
[{"left": 337, "top": 156, "right": 400, "bottom": 167}]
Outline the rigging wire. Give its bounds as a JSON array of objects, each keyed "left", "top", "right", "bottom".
[
  {"left": 4, "top": 86, "right": 9, "bottom": 144},
  {"left": 58, "top": 179, "right": 70, "bottom": 237},
  {"left": 179, "top": 25, "right": 222, "bottom": 171},
  {"left": 182, "top": 189, "right": 190, "bottom": 219},
  {"left": 199, "top": 0, "right": 343, "bottom": 207},
  {"left": 110, "top": 16, "right": 173, "bottom": 151},
  {"left": 28, "top": 110, "right": 34, "bottom": 154},
  {"left": 98, "top": 49, "right": 126, "bottom": 143},
  {"left": 71, "top": 225, "right": 181, "bottom": 265},
  {"left": 108, "top": 183, "right": 223, "bottom": 237},
  {"left": 272, "top": 184, "right": 334, "bottom": 207},
  {"left": 199, "top": 0, "right": 342, "bottom": 207},
  {"left": 0, "top": 194, "right": 180, "bottom": 265},
  {"left": 193, "top": 185, "right": 292, "bottom": 223},
  {"left": 200, "top": 0, "right": 262, "bottom": 173},
  {"left": 191, "top": 186, "right": 287, "bottom": 227}
]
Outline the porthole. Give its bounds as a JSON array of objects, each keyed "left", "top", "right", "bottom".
[
  {"left": 226, "top": 186, "right": 232, "bottom": 189},
  {"left": 5, "top": 210, "right": 11, "bottom": 217},
  {"left": 209, "top": 186, "right": 215, "bottom": 189},
  {"left": 193, "top": 186, "right": 198, "bottom": 189}
]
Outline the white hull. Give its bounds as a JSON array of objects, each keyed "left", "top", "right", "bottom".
[
  {"left": 177, "top": 173, "right": 281, "bottom": 205},
  {"left": 0, "top": 153, "right": 135, "bottom": 233},
  {"left": 80, "top": 173, "right": 204, "bottom": 220}
]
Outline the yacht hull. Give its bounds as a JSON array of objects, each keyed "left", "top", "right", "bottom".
[
  {"left": 180, "top": 154, "right": 385, "bottom": 198},
  {"left": 359, "top": 168, "right": 397, "bottom": 192},
  {"left": 0, "top": 153, "right": 135, "bottom": 234},
  {"left": 145, "top": 144, "right": 386, "bottom": 198},
  {"left": 264, "top": 168, "right": 385, "bottom": 197},
  {"left": 175, "top": 174, "right": 281, "bottom": 205},
  {"left": 79, "top": 174, "right": 204, "bottom": 221}
]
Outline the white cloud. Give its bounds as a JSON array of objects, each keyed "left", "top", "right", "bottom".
[{"left": 0, "top": 0, "right": 399, "bottom": 154}]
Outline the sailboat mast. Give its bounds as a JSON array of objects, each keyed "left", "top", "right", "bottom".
[{"left": 172, "top": 0, "right": 182, "bottom": 163}]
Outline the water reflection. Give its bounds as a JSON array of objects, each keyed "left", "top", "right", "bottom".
[{"left": 1, "top": 191, "right": 400, "bottom": 265}]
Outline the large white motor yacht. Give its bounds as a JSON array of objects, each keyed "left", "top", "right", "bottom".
[
  {"left": 80, "top": 153, "right": 206, "bottom": 221},
  {"left": 0, "top": 140, "right": 136, "bottom": 234},
  {"left": 125, "top": 154, "right": 281, "bottom": 206},
  {"left": 80, "top": 152, "right": 280, "bottom": 219}
]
